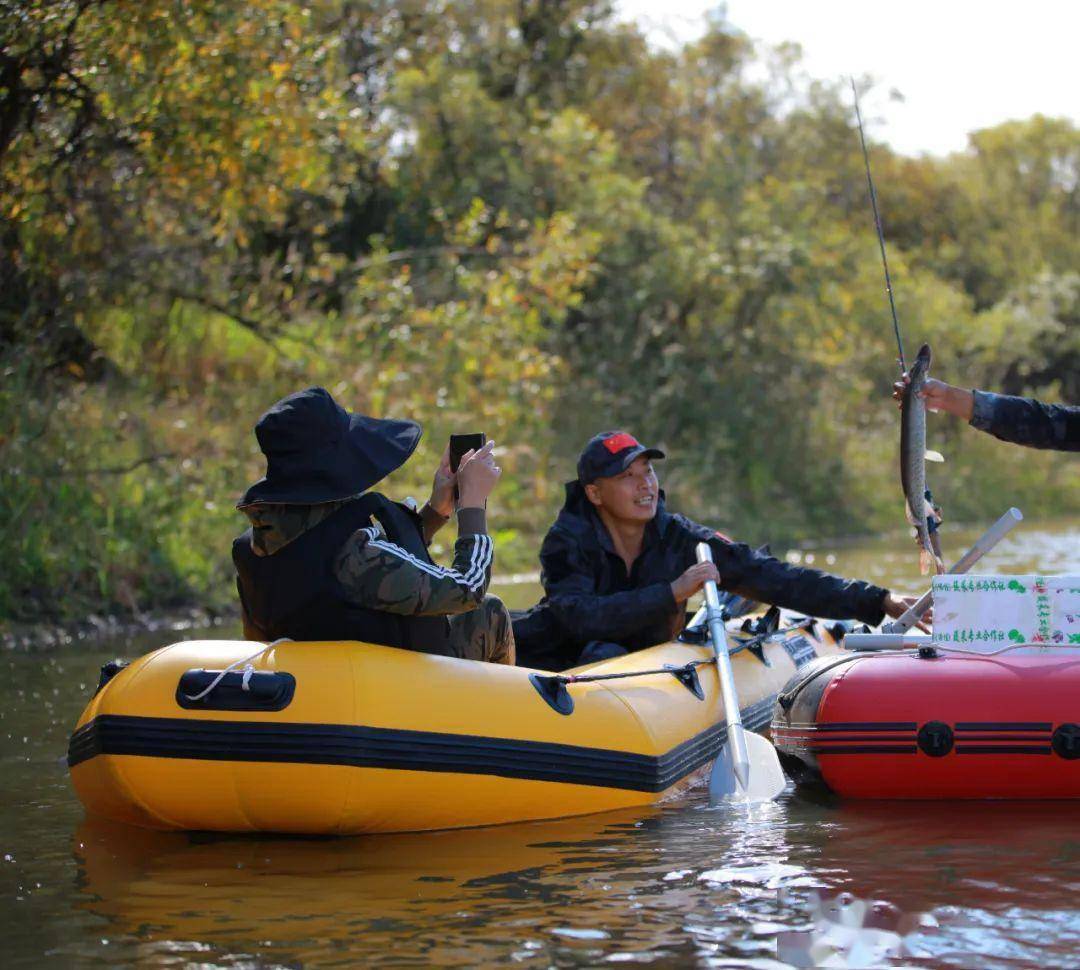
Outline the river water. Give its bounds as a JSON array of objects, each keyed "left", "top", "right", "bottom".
[{"left": 2, "top": 520, "right": 1078, "bottom": 968}]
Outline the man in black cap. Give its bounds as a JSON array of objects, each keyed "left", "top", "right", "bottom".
[
  {"left": 513, "top": 430, "right": 922, "bottom": 670},
  {"left": 233, "top": 387, "right": 514, "bottom": 663}
]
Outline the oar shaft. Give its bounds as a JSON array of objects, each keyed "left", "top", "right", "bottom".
[
  {"left": 697, "top": 543, "right": 750, "bottom": 789},
  {"left": 884, "top": 507, "right": 1023, "bottom": 633},
  {"left": 844, "top": 632, "right": 930, "bottom": 650}
]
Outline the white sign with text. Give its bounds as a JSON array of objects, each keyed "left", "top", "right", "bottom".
[{"left": 932, "top": 575, "right": 1080, "bottom": 651}]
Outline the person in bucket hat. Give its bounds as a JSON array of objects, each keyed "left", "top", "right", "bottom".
[
  {"left": 512, "top": 430, "right": 922, "bottom": 670},
  {"left": 233, "top": 387, "right": 514, "bottom": 663}
]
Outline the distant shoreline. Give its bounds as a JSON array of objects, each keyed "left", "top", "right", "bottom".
[
  {"left": 0, "top": 605, "right": 237, "bottom": 653},
  {"left": 7, "top": 518, "right": 1075, "bottom": 650}
]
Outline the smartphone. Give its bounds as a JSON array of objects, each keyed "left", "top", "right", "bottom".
[
  {"left": 449, "top": 433, "right": 486, "bottom": 503},
  {"left": 449, "top": 433, "right": 486, "bottom": 473}
]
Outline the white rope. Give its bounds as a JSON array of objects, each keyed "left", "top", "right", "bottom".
[
  {"left": 934, "top": 642, "right": 1072, "bottom": 658},
  {"left": 184, "top": 638, "right": 291, "bottom": 702},
  {"left": 853, "top": 641, "right": 1072, "bottom": 658}
]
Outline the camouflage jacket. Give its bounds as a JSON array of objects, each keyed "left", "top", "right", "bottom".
[
  {"left": 242, "top": 501, "right": 492, "bottom": 616},
  {"left": 971, "top": 391, "right": 1079, "bottom": 452}
]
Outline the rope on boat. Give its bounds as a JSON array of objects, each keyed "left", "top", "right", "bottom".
[
  {"left": 183, "top": 638, "right": 292, "bottom": 702},
  {"left": 557, "top": 658, "right": 715, "bottom": 686},
  {"left": 935, "top": 642, "right": 1071, "bottom": 657},
  {"left": 549, "top": 617, "right": 819, "bottom": 690},
  {"left": 778, "top": 641, "right": 1072, "bottom": 711}
]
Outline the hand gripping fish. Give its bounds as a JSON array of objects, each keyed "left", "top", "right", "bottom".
[{"left": 900, "top": 343, "right": 946, "bottom": 574}]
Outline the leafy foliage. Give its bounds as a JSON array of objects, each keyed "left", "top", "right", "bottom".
[{"left": 1, "top": 0, "right": 1076, "bottom": 621}]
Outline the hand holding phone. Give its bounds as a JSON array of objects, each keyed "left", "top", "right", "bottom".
[
  {"left": 451, "top": 434, "right": 499, "bottom": 508},
  {"left": 449, "top": 433, "right": 486, "bottom": 475}
]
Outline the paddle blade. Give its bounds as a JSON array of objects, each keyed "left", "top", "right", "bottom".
[{"left": 709, "top": 732, "right": 787, "bottom": 804}]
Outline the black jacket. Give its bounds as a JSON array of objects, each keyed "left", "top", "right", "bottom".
[
  {"left": 970, "top": 391, "right": 1079, "bottom": 451},
  {"left": 233, "top": 492, "right": 451, "bottom": 652},
  {"left": 513, "top": 483, "right": 889, "bottom": 670}
]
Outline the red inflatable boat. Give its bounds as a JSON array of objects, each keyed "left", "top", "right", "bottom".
[{"left": 771, "top": 648, "right": 1080, "bottom": 799}]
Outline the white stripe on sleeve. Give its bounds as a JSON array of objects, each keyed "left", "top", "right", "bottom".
[{"left": 365, "top": 533, "right": 492, "bottom": 593}]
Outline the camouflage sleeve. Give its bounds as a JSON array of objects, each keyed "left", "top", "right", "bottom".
[{"left": 334, "top": 524, "right": 494, "bottom": 616}]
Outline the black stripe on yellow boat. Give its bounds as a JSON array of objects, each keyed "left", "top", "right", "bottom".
[
  {"left": 737, "top": 694, "right": 775, "bottom": 735},
  {"left": 67, "top": 715, "right": 722, "bottom": 791},
  {"left": 68, "top": 705, "right": 756, "bottom": 793}
]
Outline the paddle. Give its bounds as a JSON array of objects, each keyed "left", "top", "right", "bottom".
[
  {"left": 696, "top": 543, "right": 787, "bottom": 802},
  {"left": 882, "top": 507, "right": 1023, "bottom": 634}
]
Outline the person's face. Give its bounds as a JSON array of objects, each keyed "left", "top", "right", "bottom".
[{"left": 585, "top": 456, "right": 659, "bottom": 523}]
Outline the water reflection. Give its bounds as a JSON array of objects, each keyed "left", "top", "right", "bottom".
[
  {"left": 776, "top": 887, "right": 944, "bottom": 968},
  {"left": 67, "top": 794, "right": 1080, "bottom": 968},
  {"left": 2, "top": 521, "right": 1078, "bottom": 967},
  {"left": 810, "top": 800, "right": 1080, "bottom": 909},
  {"left": 72, "top": 808, "right": 717, "bottom": 965}
]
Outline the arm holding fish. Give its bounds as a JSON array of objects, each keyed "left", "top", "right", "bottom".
[
  {"left": 893, "top": 376, "right": 1078, "bottom": 451},
  {"left": 892, "top": 375, "right": 973, "bottom": 419}
]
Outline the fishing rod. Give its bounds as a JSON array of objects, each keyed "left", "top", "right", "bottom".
[
  {"left": 851, "top": 79, "right": 948, "bottom": 578},
  {"left": 850, "top": 77, "right": 906, "bottom": 374}
]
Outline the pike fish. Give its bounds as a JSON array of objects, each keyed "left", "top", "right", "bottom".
[{"left": 900, "top": 343, "right": 945, "bottom": 575}]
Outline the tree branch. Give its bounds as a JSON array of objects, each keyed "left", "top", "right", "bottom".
[
  {"left": 55, "top": 452, "right": 176, "bottom": 477},
  {"left": 164, "top": 290, "right": 287, "bottom": 353},
  {"left": 352, "top": 245, "right": 498, "bottom": 270}
]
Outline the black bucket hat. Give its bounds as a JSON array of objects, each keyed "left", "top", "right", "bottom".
[{"left": 237, "top": 386, "right": 421, "bottom": 508}]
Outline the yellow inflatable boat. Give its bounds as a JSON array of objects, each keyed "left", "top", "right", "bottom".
[{"left": 68, "top": 613, "right": 843, "bottom": 834}]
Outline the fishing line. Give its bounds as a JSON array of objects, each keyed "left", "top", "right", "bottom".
[{"left": 850, "top": 78, "right": 906, "bottom": 373}]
